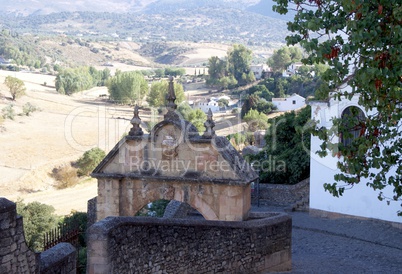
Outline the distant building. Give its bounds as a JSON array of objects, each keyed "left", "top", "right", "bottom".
[
  {"left": 0, "top": 56, "right": 11, "bottom": 65},
  {"left": 193, "top": 99, "right": 220, "bottom": 113},
  {"left": 250, "top": 64, "right": 271, "bottom": 80},
  {"left": 272, "top": 94, "right": 306, "bottom": 111},
  {"left": 283, "top": 62, "right": 304, "bottom": 77}
]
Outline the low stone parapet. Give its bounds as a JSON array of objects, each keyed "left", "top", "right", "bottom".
[
  {"left": 40, "top": 243, "right": 76, "bottom": 274},
  {"left": 87, "top": 212, "right": 292, "bottom": 273}
]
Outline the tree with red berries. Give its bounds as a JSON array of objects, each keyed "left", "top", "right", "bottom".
[{"left": 273, "top": 0, "right": 402, "bottom": 214}]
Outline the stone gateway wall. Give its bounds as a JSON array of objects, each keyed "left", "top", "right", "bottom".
[{"left": 87, "top": 212, "right": 292, "bottom": 273}]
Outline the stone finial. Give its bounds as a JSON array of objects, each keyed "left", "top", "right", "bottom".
[
  {"left": 203, "top": 108, "right": 216, "bottom": 138},
  {"left": 129, "top": 105, "right": 143, "bottom": 136},
  {"left": 164, "top": 76, "right": 179, "bottom": 120},
  {"left": 166, "top": 76, "right": 177, "bottom": 111}
]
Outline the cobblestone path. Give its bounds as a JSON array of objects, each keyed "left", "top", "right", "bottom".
[{"left": 251, "top": 205, "right": 402, "bottom": 273}]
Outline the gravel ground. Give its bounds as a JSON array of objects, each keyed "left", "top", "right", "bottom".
[{"left": 251, "top": 204, "right": 402, "bottom": 273}]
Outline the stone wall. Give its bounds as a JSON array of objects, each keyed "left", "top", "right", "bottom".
[
  {"left": 0, "top": 198, "right": 38, "bottom": 274},
  {"left": 0, "top": 198, "right": 77, "bottom": 274},
  {"left": 163, "top": 200, "right": 194, "bottom": 219},
  {"left": 87, "top": 197, "right": 97, "bottom": 228},
  {"left": 87, "top": 212, "right": 292, "bottom": 273},
  {"left": 256, "top": 178, "right": 309, "bottom": 206},
  {"left": 39, "top": 243, "right": 76, "bottom": 274}
]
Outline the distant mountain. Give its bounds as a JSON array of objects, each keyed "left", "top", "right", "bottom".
[
  {"left": 0, "top": 0, "right": 260, "bottom": 16},
  {"left": 143, "top": 0, "right": 259, "bottom": 14},
  {"left": 247, "top": 0, "right": 295, "bottom": 21}
]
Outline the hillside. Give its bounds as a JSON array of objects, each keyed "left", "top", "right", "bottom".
[
  {"left": 0, "top": 0, "right": 260, "bottom": 16},
  {"left": 1, "top": 8, "right": 288, "bottom": 46}
]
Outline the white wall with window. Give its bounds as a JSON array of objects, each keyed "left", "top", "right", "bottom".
[
  {"left": 272, "top": 94, "right": 305, "bottom": 111},
  {"left": 309, "top": 92, "right": 401, "bottom": 223},
  {"left": 193, "top": 99, "right": 220, "bottom": 113}
]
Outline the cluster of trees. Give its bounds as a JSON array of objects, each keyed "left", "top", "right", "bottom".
[
  {"left": 250, "top": 106, "right": 311, "bottom": 185},
  {"left": 177, "top": 103, "right": 207, "bottom": 133},
  {"left": 107, "top": 71, "right": 189, "bottom": 106},
  {"left": 154, "top": 67, "right": 186, "bottom": 78},
  {"left": 266, "top": 46, "right": 330, "bottom": 98},
  {"left": 1, "top": 8, "right": 288, "bottom": 45},
  {"left": 16, "top": 200, "right": 88, "bottom": 269},
  {"left": 0, "top": 29, "right": 45, "bottom": 69},
  {"left": 107, "top": 70, "right": 148, "bottom": 104},
  {"left": 56, "top": 66, "right": 110, "bottom": 95},
  {"left": 146, "top": 80, "right": 185, "bottom": 108},
  {"left": 16, "top": 200, "right": 59, "bottom": 251},
  {"left": 240, "top": 85, "right": 276, "bottom": 118},
  {"left": 267, "top": 46, "right": 302, "bottom": 72},
  {"left": 243, "top": 109, "right": 269, "bottom": 132},
  {"left": 207, "top": 44, "right": 255, "bottom": 89}
]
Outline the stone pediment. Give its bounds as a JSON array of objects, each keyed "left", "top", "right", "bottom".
[{"left": 92, "top": 120, "right": 257, "bottom": 185}]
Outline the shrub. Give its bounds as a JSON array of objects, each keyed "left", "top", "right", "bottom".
[
  {"left": 52, "top": 164, "right": 79, "bottom": 189},
  {"left": 22, "top": 102, "right": 41, "bottom": 116},
  {"left": 76, "top": 148, "right": 106, "bottom": 176},
  {"left": 2, "top": 104, "right": 15, "bottom": 120}
]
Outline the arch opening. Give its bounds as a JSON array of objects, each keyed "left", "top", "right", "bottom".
[{"left": 135, "top": 199, "right": 205, "bottom": 220}]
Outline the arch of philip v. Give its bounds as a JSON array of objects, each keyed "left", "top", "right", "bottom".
[{"left": 91, "top": 77, "right": 258, "bottom": 221}]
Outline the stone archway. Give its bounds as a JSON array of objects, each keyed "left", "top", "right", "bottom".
[
  {"left": 116, "top": 179, "right": 219, "bottom": 220},
  {"left": 92, "top": 79, "right": 257, "bottom": 221}
]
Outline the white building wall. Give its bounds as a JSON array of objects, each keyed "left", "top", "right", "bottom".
[
  {"left": 250, "top": 64, "right": 269, "bottom": 80},
  {"left": 309, "top": 94, "right": 402, "bottom": 223},
  {"left": 272, "top": 94, "right": 305, "bottom": 111},
  {"left": 194, "top": 101, "right": 220, "bottom": 113}
]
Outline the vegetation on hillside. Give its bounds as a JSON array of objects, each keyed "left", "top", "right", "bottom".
[
  {"left": 16, "top": 200, "right": 60, "bottom": 251},
  {"left": 249, "top": 106, "right": 311, "bottom": 185},
  {"left": 0, "top": 29, "right": 46, "bottom": 69},
  {"left": 76, "top": 147, "right": 106, "bottom": 176},
  {"left": 0, "top": 8, "right": 288, "bottom": 46},
  {"left": 56, "top": 66, "right": 110, "bottom": 95},
  {"left": 147, "top": 80, "right": 185, "bottom": 108},
  {"left": 207, "top": 44, "right": 255, "bottom": 89},
  {"left": 267, "top": 46, "right": 302, "bottom": 72},
  {"left": 107, "top": 71, "right": 148, "bottom": 104}
]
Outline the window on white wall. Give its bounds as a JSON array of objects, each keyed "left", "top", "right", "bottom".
[{"left": 340, "top": 106, "right": 366, "bottom": 146}]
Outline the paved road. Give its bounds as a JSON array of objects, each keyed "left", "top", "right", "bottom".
[{"left": 251, "top": 205, "right": 402, "bottom": 273}]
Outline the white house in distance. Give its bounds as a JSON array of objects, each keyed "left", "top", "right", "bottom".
[
  {"left": 193, "top": 96, "right": 234, "bottom": 113},
  {"left": 193, "top": 98, "right": 220, "bottom": 113},
  {"left": 272, "top": 93, "right": 306, "bottom": 111},
  {"left": 282, "top": 62, "right": 304, "bottom": 77},
  {"left": 309, "top": 87, "right": 402, "bottom": 224},
  {"left": 250, "top": 64, "right": 270, "bottom": 80}
]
